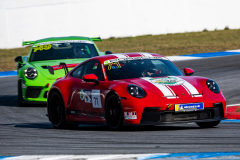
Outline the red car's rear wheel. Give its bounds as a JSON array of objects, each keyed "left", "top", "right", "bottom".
[
  {"left": 48, "top": 91, "right": 78, "bottom": 129},
  {"left": 48, "top": 91, "right": 66, "bottom": 128}
]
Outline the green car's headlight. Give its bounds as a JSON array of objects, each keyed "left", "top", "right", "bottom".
[
  {"left": 24, "top": 67, "right": 37, "bottom": 79},
  {"left": 206, "top": 79, "right": 219, "bottom": 93},
  {"left": 127, "top": 84, "right": 145, "bottom": 98}
]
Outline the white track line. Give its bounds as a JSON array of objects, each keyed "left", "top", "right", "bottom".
[
  {"left": 3, "top": 154, "right": 160, "bottom": 160},
  {"left": 227, "top": 104, "right": 240, "bottom": 107}
]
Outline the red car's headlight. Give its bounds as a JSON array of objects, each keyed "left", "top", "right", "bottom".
[
  {"left": 127, "top": 84, "right": 145, "bottom": 98},
  {"left": 206, "top": 79, "right": 220, "bottom": 93}
]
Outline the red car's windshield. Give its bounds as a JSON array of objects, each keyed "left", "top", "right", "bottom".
[
  {"left": 104, "top": 59, "right": 184, "bottom": 80},
  {"left": 29, "top": 43, "right": 98, "bottom": 62}
]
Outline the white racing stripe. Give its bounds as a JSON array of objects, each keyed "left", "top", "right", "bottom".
[
  {"left": 141, "top": 77, "right": 176, "bottom": 97},
  {"left": 141, "top": 76, "right": 201, "bottom": 98},
  {"left": 139, "top": 53, "right": 154, "bottom": 58},
  {"left": 165, "top": 85, "right": 176, "bottom": 96},
  {"left": 176, "top": 77, "right": 200, "bottom": 95},
  {"left": 113, "top": 53, "right": 129, "bottom": 59}
]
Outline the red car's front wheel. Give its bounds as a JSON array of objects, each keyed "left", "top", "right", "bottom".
[
  {"left": 196, "top": 121, "right": 221, "bottom": 128},
  {"left": 105, "top": 94, "right": 123, "bottom": 130}
]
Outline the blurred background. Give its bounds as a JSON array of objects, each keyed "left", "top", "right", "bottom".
[
  {"left": 0, "top": 0, "right": 240, "bottom": 71},
  {"left": 1, "top": 0, "right": 240, "bottom": 48}
]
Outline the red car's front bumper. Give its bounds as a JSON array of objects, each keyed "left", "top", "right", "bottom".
[{"left": 121, "top": 95, "right": 226, "bottom": 125}]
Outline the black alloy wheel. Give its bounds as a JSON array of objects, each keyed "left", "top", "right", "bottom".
[
  {"left": 48, "top": 91, "right": 78, "bottom": 129},
  {"left": 196, "top": 120, "right": 221, "bottom": 128},
  {"left": 105, "top": 94, "right": 123, "bottom": 130}
]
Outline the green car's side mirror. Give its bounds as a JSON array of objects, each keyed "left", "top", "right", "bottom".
[
  {"left": 105, "top": 51, "right": 113, "bottom": 54},
  {"left": 15, "top": 56, "right": 25, "bottom": 65}
]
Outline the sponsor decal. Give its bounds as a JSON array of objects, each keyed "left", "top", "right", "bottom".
[
  {"left": 166, "top": 103, "right": 172, "bottom": 110},
  {"left": 149, "top": 76, "right": 184, "bottom": 86},
  {"left": 124, "top": 111, "right": 137, "bottom": 119},
  {"left": 141, "top": 77, "right": 177, "bottom": 97},
  {"left": 104, "top": 61, "right": 121, "bottom": 70},
  {"left": 79, "top": 89, "right": 102, "bottom": 108},
  {"left": 33, "top": 44, "right": 51, "bottom": 52},
  {"left": 80, "top": 89, "right": 85, "bottom": 100},
  {"left": 175, "top": 103, "right": 204, "bottom": 112},
  {"left": 103, "top": 54, "right": 165, "bottom": 66},
  {"left": 79, "top": 89, "right": 91, "bottom": 103},
  {"left": 92, "top": 90, "right": 102, "bottom": 108}
]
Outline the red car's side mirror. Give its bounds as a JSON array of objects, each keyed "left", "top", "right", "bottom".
[
  {"left": 83, "top": 74, "right": 99, "bottom": 85},
  {"left": 184, "top": 68, "right": 194, "bottom": 76}
]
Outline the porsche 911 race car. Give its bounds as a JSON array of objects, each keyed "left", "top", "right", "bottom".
[
  {"left": 47, "top": 53, "right": 226, "bottom": 130},
  {"left": 15, "top": 36, "right": 111, "bottom": 105}
]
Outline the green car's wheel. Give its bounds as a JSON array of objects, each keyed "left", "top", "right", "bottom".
[
  {"left": 196, "top": 121, "right": 221, "bottom": 128},
  {"left": 105, "top": 94, "right": 123, "bottom": 130},
  {"left": 48, "top": 91, "right": 78, "bottom": 129},
  {"left": 18, "top": 80, "right": 24, "bottom": 106}
]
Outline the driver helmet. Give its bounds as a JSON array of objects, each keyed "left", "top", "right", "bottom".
[{"left": 76, "top": 46, "right": 86, "bottom": 55}]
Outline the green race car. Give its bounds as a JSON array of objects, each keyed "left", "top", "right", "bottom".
[{"left": 15, "top": 36, "right": 111, "bottom": 105}]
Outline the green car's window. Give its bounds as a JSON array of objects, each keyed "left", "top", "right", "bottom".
[
  {"left": 71, "top": 65, "right": 84, "bottom": 78},
  {"left": 29, "top": 43, "right": 98, "bottom": 61}
]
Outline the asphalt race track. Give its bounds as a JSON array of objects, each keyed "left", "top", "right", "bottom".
[{"left": 0, "top": 55, "right": 240, "bottom": 156}]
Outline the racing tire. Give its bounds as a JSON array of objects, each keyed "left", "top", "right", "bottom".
[
  {"left": 48, "top": 91, "right": 78, "bottom": 129},
  {"left": 105, "top": 94, "right": 123, "bottom": 130},
  {"left": 18, "top": 80, "right": 24, "bottom": 106},
  {"left": 196, "top": 121, "right": 221, "bottom": 128}
]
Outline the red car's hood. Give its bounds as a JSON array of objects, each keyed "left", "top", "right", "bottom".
[{"left": 122, "top": 76, "right": 203, "bottom": 99}]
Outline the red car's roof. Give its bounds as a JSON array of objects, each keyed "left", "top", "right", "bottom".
[{"left": 90, "top": 52, "right": 166, "bottom": 62}]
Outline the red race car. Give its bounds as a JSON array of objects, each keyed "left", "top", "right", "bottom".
[{"left": 47, "top": 53, "right": 226, "bottom": 130}]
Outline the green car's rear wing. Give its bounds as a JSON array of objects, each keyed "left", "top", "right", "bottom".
[
  {"left": 23, "top": 37, "right": 101, "bottom": 46},
  {"left": 91, "top": 37, "right": 102, "bottom": 42},
  {"left": 22, "top": 41, "right": 35, "bottom": 46}
]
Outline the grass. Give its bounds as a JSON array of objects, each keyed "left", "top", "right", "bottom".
[
  {"left": 95, "top": 29, "right": 240, "bottom": 56},
  {"left": 1, "top": 29, "right": 240, "bottom": 71},
  {"left": 0, "top": 47, "right": 31, "bottom": 72}
]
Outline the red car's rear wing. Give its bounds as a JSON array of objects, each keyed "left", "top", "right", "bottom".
[{"left": 48, "top": 63, "right": 78, "bottom": 75}]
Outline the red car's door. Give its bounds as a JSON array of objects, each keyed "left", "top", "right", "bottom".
[{"left": 67, "top": 60, "right": 106, "bottom": 123}]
